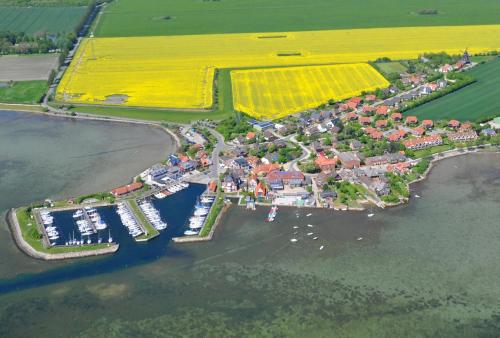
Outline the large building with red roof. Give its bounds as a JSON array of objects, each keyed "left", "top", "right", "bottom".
[{"left": 403, "top": 135, "right": 442, "bottom": 150}]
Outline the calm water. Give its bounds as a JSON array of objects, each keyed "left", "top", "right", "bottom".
[
  {"left": 0, "top": 112, "right": 499, "bottom": 336},
  {"left": 0, "top": 110, "right": 175, "bottom": 277}
]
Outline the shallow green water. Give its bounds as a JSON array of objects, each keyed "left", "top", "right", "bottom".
[{"left": 0, "top": 148, "right": 499, "bottom": 337}]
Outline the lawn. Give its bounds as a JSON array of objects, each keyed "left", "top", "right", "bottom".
[
  {"left": 375, "top": 61, "right": 407, "bottom": 74},
  {"left": 0, "top": 6, "right": 87, "bottom": 34},
  {"left": 412, "top": 144, "right": 453, "bottom": 158},
  {"left": 404, "top": 57, "right": 500, "bottom": 122},
  {"left": 0, "top": 80, "right": 47, "bottom": 104},
  {"left": 128, "top": 200, "right": 159, "bottom": 241},
  {"left": 95, "top": 0, "right": 500, "bottom": 37}
]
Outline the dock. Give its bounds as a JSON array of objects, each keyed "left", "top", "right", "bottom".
[{"left": 81, "top": 208, "right": 98, "bottom": 233}]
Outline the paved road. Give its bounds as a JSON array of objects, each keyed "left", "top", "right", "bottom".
[
  {"left": 206, "top": 127, "right": 229, "bottom": 180},
  {"left": 289, "top": 135, "right": 312, "bottom": 172}
]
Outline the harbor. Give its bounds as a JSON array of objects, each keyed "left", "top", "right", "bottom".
[{"left": 9, "top": 183, "right": 208, "bottom": 260}]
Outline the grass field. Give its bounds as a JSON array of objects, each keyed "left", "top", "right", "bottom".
[
  {"left": 405, "top": 57, "right": 500, "bottom": 122},
  {"left": 94, "top": 0, "right": 500, "bottom": 37},
  {"left": 0, "top": 80, "right": 47, "bottom": 104},
  {"left": 0, "top": 6, "right": 87, "bottom": 34},
  {"left": 57, "top": 25, "right": 500, "bottom": 114},
  {"left": 232, "top": 64, "right": 389, "bottom": 119},
  {"left": 375, "top": 61, "right": 407, "bottom": 74}
]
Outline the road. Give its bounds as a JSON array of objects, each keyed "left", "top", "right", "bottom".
[{"left": 206, "top": 127, "right": 230, "bottom": 180}]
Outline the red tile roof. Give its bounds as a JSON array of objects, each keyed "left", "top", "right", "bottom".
[
  {"left": 376, "top": 105, "right": 389, "bottom": 115},
  {"left": 375, "top": 119, "right": 388, "bottom": 128},
  {"left": 391, "top": 112, "right": 403, "bottom": 121},
  {"left": 403, "top": 135, "right": 442, "bottom": 149},
  {"left": 111, "top": 182, "right": 143, "bottom": 196},
  {"left": 370, "top": 130, "right": 384, "bottom": 139},
  {"left": 405, "top": 116, "right": 418, "bottom": 124},
  {"left": 346, "top": 112, "right": 358, "bottom": 120},
  {"left": 422, "top": 119, "right": 434, "bottom": 128},
  {"left": 448, "top": 119, "right": 460, "bottom": 128},
  {"left": 413, "top": 126, "right": 425, "bottom": 136},
  {"left": 246, "top": 131, "right": 256, "bottom": 139},
  {"left": 359, "top": 116, "right": 372, "bottom": 125},
  {"left": 365, "top": 94, "right": 376, "bottom": 101},
  {"left": 315, "top": 153, "right": 338, "bottom": 167},
  {"left": 252, "top": 163, "right": 280, "bottom": 176}
]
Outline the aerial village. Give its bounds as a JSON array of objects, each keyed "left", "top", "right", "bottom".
[{"left": 11, "top": 51, "right": 500, "bottom": 258}]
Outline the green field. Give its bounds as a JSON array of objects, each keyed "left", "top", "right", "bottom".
[
  {"left": 95, "top": 0, "right": 500, "bottom": 37},
  {"left": 376, "top": 61, "right": 407, "bottom": 74},
  {"left": 68, "top": 68, "right": 235, "bottom": 123},
  {"left": 0, "top": 5, "right": 87, "bottom": 34},
  {"left": 0, "top": 80, "right": 47, "bottom": 104},
  {"left": 405, "top": 57, "right": 500, "bottom": 122}
]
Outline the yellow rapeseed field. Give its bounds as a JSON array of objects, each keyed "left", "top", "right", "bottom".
[
  {"left": 231, "top": 64, "right": 389, "bottom": 120},
  {"left": 57, "top": 25, "right": 500, "bottom": 111}
]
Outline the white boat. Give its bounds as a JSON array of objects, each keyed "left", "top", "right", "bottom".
[
  {"left": 367, "top": 213, "right": 374, "bottom": 218},
  {"left": 306, "top": 213, "right": 312, "bottom": 217},
  {"left": 307, "top": 224, "right": 314, "bottom": 228},
  {"left": 290, "top": 238, "right": 298, "bottom": 243},
  {"left": 319, "top": 245, "right": 324, "bottom": 250},
  {"left": 184, "top": 229, "right": 199, "bottom": 236},
  {"left": 357, "top": 237, "right": 363, "bottom": 241},
  {"left": 307, "top": 232, "right": 313, "bottom": 236},
  {"left": 108, "top": 229, "right": 113, "bottom": 243},
  {"left": 313, "top": 237, "right": 318, "bottom": 240}
]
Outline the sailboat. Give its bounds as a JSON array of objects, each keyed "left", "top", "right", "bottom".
[{"left": 108, "top": 229, "right": 113, "bottom": 243}]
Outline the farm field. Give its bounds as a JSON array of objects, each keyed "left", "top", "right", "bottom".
[
  {"left": 57, "top": 24, "right": 500, "bottom": 113},
  {"left": 232, "top": 64, "right": 389, "bottom": 120},
  {"left": 0, "top": 80, "right": 48, "bottom": 104},
  {"left": 375, "top": 61, "right": 407, "bottom": 74},
  {"left": 0, "top": 55, "right": 58, "bottom": 81},
  {"left": 95, "top": 0, "right": 500, "bottom": 37},
  {"left": 404, "top": 57, "right": 500, "bottom": 122},
  {"left": 0, "top": 6, "right": 87, "bottom": 34}
]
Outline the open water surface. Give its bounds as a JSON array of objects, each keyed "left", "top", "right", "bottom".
[{"left": 1, "top": 111, "right": 500, "bottom": 337}]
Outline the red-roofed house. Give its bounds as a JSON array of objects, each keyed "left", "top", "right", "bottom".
[
  {"left": 365, "top": 94, "right": 376, "bottom": 102},
  {"left": 111, "top": 182, "right": 143, "bottom": 197},
  {"left": 391, "top": 112, "right": 403, "bottom": 121},
  {"left": 349, "top": 97, "right": 363, "bottom": 106},
  {"left": 412, "top": 127, "right": 425, "bottom": 136},
  {"left": 459, "top": 122, "right": 472, "bottom": 131},
  {"left": 359, "top": 116, "right": 372, "bottom": 125},
  {"left": 448, "top": 119, "right": 461, "bottom": 129},
  {"left": 315, "top": 153, "right": 338, "bottom": 172},
  {"left": 405, "top": 116, "right": 418, "bottom": 125},
  {"left": 346, "top": 112, "right": 358, "bottom": 121},
  {"left": 255, "top": 181, "right": 267, "bottom": 198},
  {"left": 376, "top": 105, "right": 389, "bottom": 116},
  {"left": 370, "top": 130, "right": 384, "bottom": 140},
  {"left": 403, "top": 135, "right": 442, "bottom": 150},
  {"left": 347, "top": 101, "right": 358, "bottom": 110},
  {"left": 364, "top": 126, "right": 376, "bottom": 135},
  {"left": 246, "top": 131, "right": 256, "bottom": 140},
  {"left": 375, "top": 119, "right": 388, "bottom": 129},
  {"left": 422, "top": 119, "right": 434, "bottom": 129},
  {"left": 252, "top": 163, "right": 280, "bottom": 176},
  {"left": 338, "top": 103, "right": 349, "bottom": 112},
  {"left": 388, "top": 132, "right": 402, "bottom": 142},
  {"left": 362, "top": 105, "right": 375, "bottom": 115},
  {"left": 387, "top": 162, "right": 412, "bottom": 175}
]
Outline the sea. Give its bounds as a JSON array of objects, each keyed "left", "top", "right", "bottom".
[{"left": 1, "top": 110, "right": 500, "bottom": 337}]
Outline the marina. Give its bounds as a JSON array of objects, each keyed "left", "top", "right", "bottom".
[{"left": 182, "top": 195, "right": 215, "bottom": 237}]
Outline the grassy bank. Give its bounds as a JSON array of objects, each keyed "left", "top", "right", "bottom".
[
  {"left": 199, "top": 194, "right": 225, "bottom": 238},
  {"left": 0, "top": 103, "right": 43, "bottom": 112},
  {"left": 15, "top": 207, "right": 110, "bottom": 254},
  {"left": 0, "top": 81, "right": 48, "bottom": 104},
  {"left": 128, "top": 200, "right": 160, "bottom": 241}
]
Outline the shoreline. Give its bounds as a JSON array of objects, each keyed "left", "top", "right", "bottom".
[{"left": 5, "top": 208, "right": 119, "bottom": 261}]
